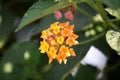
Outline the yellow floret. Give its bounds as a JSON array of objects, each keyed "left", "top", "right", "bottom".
[
  {"left": 50, "top": 22, "right": 59, "bottom": 29},
  {"left": 39, "top": 41, "right": 49, "bottom": 53},
  {"left": 53, "top": 26, "right": 60, "bottom": 34},
  {"left": 41, "top": 30, "right": 48, "bottom": 38},
  {"left": 57, "top": 36, "right": 64, "bottom": 44}
]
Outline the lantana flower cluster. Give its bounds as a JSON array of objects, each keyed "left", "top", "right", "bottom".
[{"left": 39, "top": 22, "right": 78, "bottom": 64}]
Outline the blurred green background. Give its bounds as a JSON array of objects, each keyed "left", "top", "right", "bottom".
[{"left": 0, "top": 0, "right": 120, "bottom": 80}]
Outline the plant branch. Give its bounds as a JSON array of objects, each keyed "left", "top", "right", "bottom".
[{"left": 76, "top": 31, "right": 106, "bottom": 46}]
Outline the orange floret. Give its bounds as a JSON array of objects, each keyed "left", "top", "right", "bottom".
[
  {"left": 61, "top": 29, "right": 71, "bottom": 37},
  {"left": 69, "top": 33, "right": 78, "bottom": 39},
  {"left": 59, "top": 45, "right": 70, "bottom": 57},
  {"left": 66, "top": 37, "right": 75, "bottom": 46},
  {"left": 47, "top": 47, "right": 57, "bottom": 64},
  {"left": 59, "top": 22, "right": 69, "bottom": 28},
  {"left": 67, "top": 25, "right": 74, "bottom": 31},
  {"left": 56, "top": 52, "right": 67, "bottom": 64},
  {"left": 69, "top": 48, "right": 76, "bottom": 56}
]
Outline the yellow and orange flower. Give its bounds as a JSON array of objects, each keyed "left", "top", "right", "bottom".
[
  {"left": 39, "top": 22, "right": 78, "bottom": 64},
  {"left": 39, "top": 41, "right": 49, "bottom": 53}
]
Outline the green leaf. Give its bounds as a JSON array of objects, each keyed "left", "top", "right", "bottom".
[
  {"left": 106, "top": 30, "right": 120, "bottom": 53},
  {"left": 105, "top": 8, "right": 120, "bottom": 19},
  {"left": 16, "top": 0, "right": 73, "bottom": 32},
  {"left": 0, "top": 41, "right": 40, "bottom": 80},
  {"left": 74, "top": 64, "right": 98, "bottom": 80},
  {"left": 101, "top": 0, "right": 120, "bottom": 19}
]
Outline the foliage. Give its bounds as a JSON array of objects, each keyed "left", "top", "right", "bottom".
[{"left": 0, "top": 0, "right": 120, "bottom": 80}]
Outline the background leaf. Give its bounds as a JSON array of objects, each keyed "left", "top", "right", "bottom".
[
  {"left": 0, "top": 7, "right": 17, "bottom": 49},
  {"left": 74, "top": 64, "right": 98, "bottom": 80},
  {"left": 0, "top": 41, "right": 40, "bottom": 80}
]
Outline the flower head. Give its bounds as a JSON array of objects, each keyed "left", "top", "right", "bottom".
[
  {"left": 39, "top": 22, "right": 78, "bottom": 64},
  {"left": 64, "top": 10, "right": 74, "bottom": 20},
  {"left": 54, "top": 10, "right": 62, "bottom": 20}
]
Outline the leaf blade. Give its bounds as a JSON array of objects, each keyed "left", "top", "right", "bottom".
[
  {"left": 106, "top": 30, "right": 120, "bottom": 53},
  {"left": 16, "top": 0, "right": 72, "bottom": 32}
]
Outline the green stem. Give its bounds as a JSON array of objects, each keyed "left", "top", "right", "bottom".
[
  {"left": 75, "top": 4, "right": 94, "bottom": 19},
  {"left": 94, "top": 0, "right": 120, "bottom": 31},
  {"left": 95, "top": 0, "right": 109, "bottom": 25},
  {"left": 86, "top": 0, "right": 99, "bottom": 12},
  {"left": 76, "top": 31, "right": 106, "bottom": 46}
]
